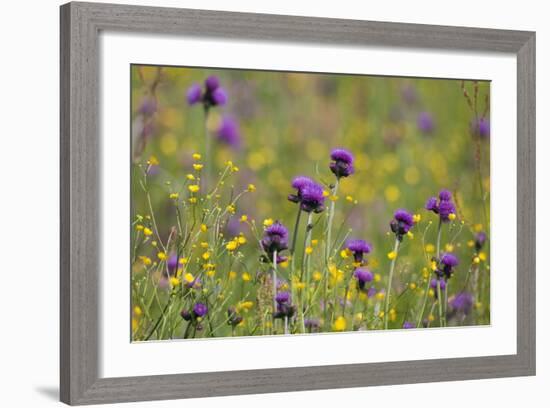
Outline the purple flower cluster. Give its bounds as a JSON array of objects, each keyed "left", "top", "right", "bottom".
[
  {"left": 273, "top": 291, "right": 295, "bottom": 319},
  {"left": 329, "top": 148, "right": 354, "bottom": 179},
  {"left": 345, "top": 239, "right": 372, "bottom": 264},
  {"left": 425, "top": 189, "right": 456, "bottom": 223},
  {"left": 402, "top": 321, "right": 415, "bottom": 329},
  {"left": 187, "top": 75, "right": 228, "bottom": 109},
  {"left": 288, "top": 176, "right": 326, "bottom": 213},
  {"left": 390, "top": 209, "right": 415, "bottom": 241},
  {"left": 216, "top": 116, "right": 241, "bottom": 148}
]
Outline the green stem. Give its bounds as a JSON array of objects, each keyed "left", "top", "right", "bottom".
[
  {"left": 437, "top": 280, "right": 444, "bottom": 327},
  {"left": 203, "top": 107, "right": 210, "bottom": 192},
  {"left": 384, "top": 238, "right": 400, "bottom": 330},
  {"left": 272, "top": 250, "right": 278, "bottom": 316}
]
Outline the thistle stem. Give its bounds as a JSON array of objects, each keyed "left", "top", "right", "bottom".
[
  {"left": 272, "top": 250, "right": 278, "bottom": 317},
  {"left": 384, "top": 238, "right": 400, "bottom": 330},
  {"left": 437, "top": 280, "right": 444, "bottom": 327},
  {"left": 203, "top": 107, "right": 210, "bottom": 192}
]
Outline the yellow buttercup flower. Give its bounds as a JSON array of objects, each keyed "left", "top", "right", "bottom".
[
  {"left": 333, "top": 316, "right": 347, "bottom": 331},
  {"left": 263, "top": 218, "right": 274, "bottom": 227},
  {"left": 425, "top": 244, "right": 435, "bottom": 254},
  {"left": 387, "top": 251, "right": 397, "bottom": 260},
  {"left": 143, "top": 227, "right": 153, "bottom": 236},
  {"left": 305, "top": 246, "right": 313, "bottom": 255},
  {"left": 247, "top": 184, "right": 256, "bottom": 192},
  {"left": 202, "top": 252, "right": 210, "bottom": 260},
  {"left": 226, "top": 240, "right": 238, "bottom": 251},
  {"left": 242, "top": 272, "right": 252, "bottom": 282},
  {"left": 193, "top": 163, "right": 203, "bottom": 171},
  {"left": 169, "top": 193, "right": 179, "bottom": 200},
  {"left": 192, "top": 153, "right": 202, "bottom": 160},
  {"left": 186, "top": 174, "right": 195, "bottom": 181},
  {"left": 311, "top": 239, "right": 318, "bottom": 247},
  {"left": 237, "top": 236, "right": 247, "bottom": 245},
  {"left": 240, "top": 215, "right": 248, "bottom": 222},
  {"left": 188, "top": 184, "right": 200, "bottom": 193},
  {"left": 135, "top": 224, "right": 144, "bottom": 231},
  {"left": 157, "top": 252, "right": 167, "bottom": 260},
  {"left": 448, "top": 213, "right": 457, "bottom": 221},
  {"left": 479, "top": 252, "right": 487, "bottom": 261},
  {"left": 200, "top": 224, "right": 208, "bottom": 232},
  {"left": 445, "top": 243, "right": 454, "bottom": 252},
  {"left": 170, "top": 277, "right": 181, "bottom": 287},
  {"left": 413, "top": 214, "right": 422, "bottom": 223},
  {"left": 138, "top": 256, "right": 152, "bottom": 266},
  {"left": 147, "top": 155, "right": 159, "bottom": 166},
  {"left": 312, "top": 271, "right": 322, "bottom": 282},
  {"left": 200, "top": 242, "right": 209, "bottom": 248}
]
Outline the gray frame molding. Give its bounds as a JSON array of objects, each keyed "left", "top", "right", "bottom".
[{"left": 60, "top": 2, "right": 536, "bottom": 405}]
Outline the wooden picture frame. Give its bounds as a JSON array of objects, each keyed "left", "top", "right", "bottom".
[{"left": 60, "top": 2, "right": 535, "bottom": 404}]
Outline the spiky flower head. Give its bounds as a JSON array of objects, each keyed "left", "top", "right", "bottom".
[
  {"left": 299, "top": 182, "right": 326, "bottom": 213},
  {"left": 354, "top": 267, "right": 374, "bottom": 290},
  {"left": 345, "top": 239, "right": 372, "bottom": 264},
  {"left": 216, "top": 116, "right": 241, "bottom": 148},
  {"left": 390, "top": 209, "right": 415, "bottom": 240},
  {"left": 288, "top": 176, "right": 315, "bottom": 203},
  {"left": 261, "top": 221, "right": 289, "bottom": 254},
  {"left": 330, "top": 148, "right": 355, "bottom": 178},
  {"left": 193, "top": 302, "right": 208, "bottom": 317}
]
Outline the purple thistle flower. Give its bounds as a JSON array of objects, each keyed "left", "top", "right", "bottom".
[
  {"left": 438, "top": 253, "right": 459, "bottom": 279},
  {"left": 205, "top": 75, "right": 220, "bottom": 91},
  {"left": 186, "top": 84, "right": 202, "bottom": 105},
  {"left": 261, "top": 221, "right": 289, "bottom": 254},
  {"left": 330, "top": 148, "right": 355, "bottom": 178},
  {"left": 275, "top": 291, "right": 291, "bottom": 304},
  {"left": 354, "top": 268, "right": 374, "bottom": 290},
  {"left": 425, "top": 189, "right": 456, "bottom": 223},
  {"left": 402, "top": 321, "right": 415, "bottom": 329},
  {"left": 475, "top": 232, "right": 487, "bottom": 251},
  {"left": 345, "top": 239, "right": 372, "bottom": 264},
  {"left": 216, "top": 116, "right": 241, "bottom": 148},
  {"left": 425, "top": 197, "right": 438, "bottom": 211},
  {"left": 227, "top": 306, "right": 243, "bottom": 327},
  {"left": 288, "top": 176, "right": 315, "bottom": 203},
  {"left": 450, "top": 292, "right": 474, "bottom": 315},
  {"left": 193, "top": 302, "right": 208, "bottom": 317},
  {"left": 167, "top": 254, "right": 178, "bottom": 275},
  {"left": 300, "top": 182, "right": 326, "bottom": 213},
  {"left": 390, "top": 209, "right": 415, "bottom": 240},
  {"left": 211, "top": 87, "right": 228, "bottom": 106},
  {"left": 471, "top": 117, "right": 490, "bottom": 138},
  {"left": 417, "top": 111, "right": 434, "bottom": 133},
  {"left": 439, "top": 189, "right": 452, "bottom": 201}
]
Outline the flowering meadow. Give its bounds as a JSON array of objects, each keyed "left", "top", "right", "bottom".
[{"left": 131, "top": 65, "right": 490, "bottom": 341}]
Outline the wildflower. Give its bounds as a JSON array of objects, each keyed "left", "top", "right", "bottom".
[
  {"left": 387, "top": 251, "right": 397, "bottom": 260},
  {"left": 135, "top": 224, "right": 144, "bottom": 231},
  {"left": 403, "top": 321, "right": 415, "bottom": 329},
  {"left": 227, "top": 306, "right": 243, "bottom": 327},
  {"left": 193, "top": 163, "right": 203, "bottom": 171},
  {"left": 345, "top": 239, "right": 372, "bottom": 264},
  {"left": 167, "top": 254, "right": 178, "bottom": 275},
  {"left": 305, "top": 246, "right": 313, "bottom": 255},
  {"left": 261, "top": 221, "right": 289, "bottom": 255},
  {"left": 299, "top": 182, "right": 326, "bottom": 213},
  {"left": 425, "top": 189, "right": 457, "bottom": 223},
  {"left": 304, "top": 318, "right": 321, "bottom": 332},
  {"left": 200, "top": 224, "right": 208, "bottom": 232},
  {"left": 287, "top": 176, "right": 314, "bottom": 203},
  {"left": 475, "top": 231, "right": 487, "bottom": 251},
  {"left": 390, "top": 209, "right": 415, "bottom": 241},
  {"left": 263, "top": 218, "right": 274, "bottom": 227},
  {"left": 247, "top": 184, "right": 256, "bottom": 192},
  {"left": 192, "top": 153, "right": 202, "bottom": 160},
  {"left": 333, "top": 316, "right": 347, "bottom": 331},
  {"left": 417, "top": 111, "right": 434, "bottom": 133},
  {"left": 329, "top": 148, "right": 354, "bottom": 179},
  {"left": 312, "top": 271, "right": 322, "bottom": 281},
  {"left": 186, "top": 174, "right": 195, "bottom": 180},
  {"left": 273, "top": 291, "right": 295, "bottom": 319},
  {"left": 439, "top": 253, "right": 459, "bottom": 279},
  {"left": 201, "top": 251, "right": 210, "bottom": 260},
  {"left": 157, "top": 252, "right": 167, "bottom": 261},
  {"left": 430, "top": 278, "right": 447, "bottom": 298},
  {"left": 170, "top": 277, "right": 181, "bottom": 287},
  {"left": 188, "top": 184, "right": 200, "bottom": 193},
  {"left": 240, "top": 214, "right": 248, "bottom": 222},
  {"left": 143, "top": 227, "right": 153, "bottom": 236},
  {"left": 226, "top": 240, "right": 238, "bottom": 251},
  {"left": 354, "top": 267, "right": 374, "bottom": 290},
  {"left": 242, "top": 272, "right": 251, "bottom": 282},
  {"left": 169, "top": 193, "right": 179, "bottom": 200},
  {"left": 471, "top": 117, "right": 490, "bottom": 138},
  {"left": 138, "top": 256, "right": 152, "bottom": 266},
  {"left": 216, "top": 116, "right": 241, "bottom": 148},
  {"left": 193, "top": 302, "right": 208, "bottom": 317},
  {"left": 413, "top": 214, "right": 422, "bottom": 223},
  {"left": 186, "top": 75, "right": 228, "bottom": 109},
  {"left": 147, "top": 155, "right": 159, "bottom": 166},
  {"left": 450, "top": 292, "right": 474, "bottom": 315}
]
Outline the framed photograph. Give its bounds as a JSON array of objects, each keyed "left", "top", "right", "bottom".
[{"left": 60, "top": 2, "right": 536, "bottom": 405}]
